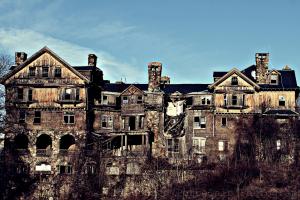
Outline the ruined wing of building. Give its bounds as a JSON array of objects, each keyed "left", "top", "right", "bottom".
[{"left": 0, "top": 47, "right": 299, "bottom": 199}]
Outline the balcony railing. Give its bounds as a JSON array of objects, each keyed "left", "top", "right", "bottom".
[{"left": 36, "top": 149, "right": 52, "bottom": 157}]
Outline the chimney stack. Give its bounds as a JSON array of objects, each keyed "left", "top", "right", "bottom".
[
  {"left": 15, "top": 52, "right": 27, "bottom": 66},
  {"left": 255, "top": 53, "right": 269, "bottom": 84},
  {"left": 88, "top": 54, "right": 97, "bottom": 66},
  {"left": 148, "top": 62, "right": 162, "bottom": 92}
]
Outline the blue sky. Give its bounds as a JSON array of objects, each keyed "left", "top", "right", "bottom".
[{"left": 0, "top": 0, "right": 299, "bottom": 84}]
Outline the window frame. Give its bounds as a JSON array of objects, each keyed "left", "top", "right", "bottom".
[
  {"left": 231, "top": 76, "right": 238, "bottom": 86},
  {"left": 101, "top": 115, "right": 113, "bottom": 129},
  {"left": 19, "top": 110, "right": 26, "bottom": 124},
  {"left": 29, "top": 67, "right": 36, "bottom": 77},
  {"left": 33, "top": 111, "right": 41, "bottom": 124},
  {"left": 279, "top": 96, "right": 285, "bottom": 106},
  {"left": 17, "top": 88, "right": 23, "bottom": 100},
  {"left": 54, "top": 67, "right": 62, "bottom": 78},
  {"left": 192, "top": 137, "right": 206, "bottom": 154},
  {"left": 270, "top": 74, "right": 278, "bottom": 85},
  {"left": 167, "top": 138, "right": 179, "bottom": 153},
  {"left": 42, "top": 67, "right": 49, "bottom": 78},
  {"left": 63, "top": 112, "right": 75, "bottom": 124},
  {"left": 232, "top": 95, "right": 238, "bottom": 106},
  {"left": 221, "top": 117, "right": 227, "bottom": 127}
]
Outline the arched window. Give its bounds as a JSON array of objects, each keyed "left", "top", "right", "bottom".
[
  {"left": 59, "top": 134, "right": 75, "bottom": 150},
  {"left": 36, "top": 134, "right": 52, "bottom": 149}
]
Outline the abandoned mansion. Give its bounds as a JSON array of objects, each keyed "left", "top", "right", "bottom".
[{"left": 0, "top": 46, "right": 299, "bottom": 199}]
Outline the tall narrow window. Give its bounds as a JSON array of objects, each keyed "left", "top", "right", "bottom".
[
  {"left": 42, "top": 67, "right": 49, "bottom": 77},
  {"left": 231, "top": 77, "right": 238, "bottom": 85},
  {"left": 221, "top": 117, "right": 227, "bottom": 127},
  {"left": 193, "top": 137, "right": 206, "bottom": 154},
  {"left": 34, "top": 111, "right": 41, "bottom": 124},
  {"left": 19, "top": 111, "right": 26, "bottom": 123},
  {"left": 167, "top": 139, "right": 179, "bottom": 153},
  {"left": 64, "top": 112, "right": 75, "bottom": 124},
  {"left": 200, "top": 117, "right": 206, "bottom": 129},
  {"left": 232, "top": 95, "right": 238, "bottom": 106},
  {"left": 28, "top": 89, "right": 33, "bottom": 101},
  {"left": 102, "top": 95, "right": 108, "bottom": 105},
  {"left": 138, "top": 116, "right": 144, "bottom": 129},
  {"left": 224, "top": 94, "right": 227, "bottom": 106},
  {"left": 29, "top": 67, "right": 36, "bottom": 77},
  {"left": 201, "top": 97, "right": 206, "bottom": 105},
  {"left": 17, "top": 88, "right": 24, "bottom": 100},
  {"left": 75, "top": 88, "right": 80, "bottom": 101},
  {"left": 194, "top": 116, "right": 200, "bottom": 128},
  {"left": 218, "top": 140, "right": 228, "bottom": 152},
  {"left": 64, "top": 88, "right": 72, "bottom": 100},
  {"left": 54, "top": 67, "right": 61, "bottom": 78},
  {"left": 137, "top": 96, "right": 143, "bottom": 104}
]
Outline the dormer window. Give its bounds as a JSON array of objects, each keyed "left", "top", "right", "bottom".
[
  {"left": 231, "top": 77, "right": 238, "bottom": 86},
  {"left": 270, "top": 74, "right": 278, "bottom": 85},
  {"left": 122, "top": 96, "right": 128, "bottom": 104}
]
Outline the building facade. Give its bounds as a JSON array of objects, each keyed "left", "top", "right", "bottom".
[{"left": 0, "top": 47, "right": 299, "bottom": 199}]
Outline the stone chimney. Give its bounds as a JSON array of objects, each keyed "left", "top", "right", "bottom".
[
  {"left": 15, "top": 52, "right": 27, "bottom": 66},
  {"left": 148, "top": 62, "right": 162, "bottom": 92},
  {"left": 88, "top": 54, "right": 97, "bottom": 66},
  {"left": 255, "top": 53, "right": 269, "bottom": 84}
]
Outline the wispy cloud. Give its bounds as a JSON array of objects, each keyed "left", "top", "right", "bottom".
[{"left": 0, "top": 28, "right": 144, "bottom": 82}]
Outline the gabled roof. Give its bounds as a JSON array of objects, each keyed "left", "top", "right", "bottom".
[
  {"left": 103, "top": 83, "right": 148, "bottom": 93},
  {"left": 120, "top": 84, "right": 143, "bottom": 95},
  {"left": 162, "top": 84, "right": 209, "bottom": 94},
  {"left": 209, "top": 68, "right": 260, "bottom": 90},
  {"left": 1, "top": 46, "right": 90, "bottom": 84}
]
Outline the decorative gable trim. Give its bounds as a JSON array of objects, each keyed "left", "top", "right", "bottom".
[
  {"left": 120, "top": 84, "right": 143, "bottom": 96},
  {"left": 208, "top": 68, "right": 260, "bottom": 90},
  {"left": 0, "top": 46, "right": 90, "bottom": 84}
]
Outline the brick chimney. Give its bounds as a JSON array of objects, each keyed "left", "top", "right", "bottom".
[
  {"left": 15, "top": 52, "right": 27, "bottom": 66},
  {"left": 148, "top": 62, "right": 162, "bottom": 92},
  {"left": 88, "top": 54, "right": 97, "bottom": 66},
  {"left": 255, "top": 53, "right": 269, "bottom": 84}
]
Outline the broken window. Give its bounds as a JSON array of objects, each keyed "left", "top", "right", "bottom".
[
  {"left": 193, "top": 137, "right": 206, "bottom": 154},
  {"left": 28, "top": 89, "right": 33, "bottom": 101},
  {"left": 279, "top": 96, "right": 285, "bottom": 106},
  {"left": 270, "top": 74, "right": 278, "bottom": 84},
  {"left": 64, "top": 112, "right": 75, "bottom": 124},
  {"left": 232, "top": 95, "right": 238, "bottom": 106},
  {"left": 221, "top": 117, "right": 227, "bottom": 127},
  {"left": 200, "top": 117, "right": 206, "bottom": 128},
  {"left": 122, "top": 96, "right": 128, "bottom": 104},
  {"left": 42, "top": 67, "right": 49, "bottom": 77},
  {"left": 231, "top": 77, "right": 238, "bottom": 85},
  {"left": 167, "top": 138, "right": 179, "bottom": 153},
  {"left": 218, "top": 140, "right": 228, "bottom": 152},
  {"left": 15, "top": 134, "right": 29, "bottom": 149},
  {"left": 63, "top": 88, "right": 72, "bottom": 100},
  {"left": 29, "top": 67, "right": 36, "bottom": 77},
  {"left": 59, "top": 164, "right": 72, "bottom": 174},
  {"left": 129, "top": 116, "right": 136, "bottom": 130},
  {"left": 34, "top": 111, "right": 41, "bottom": 124},
  {"left": 54, "top": 67, "right": 61, "bottom": 78},
  {"left": 101, "top": 115, "right": 113, "bottom": 129},
  {"left": 19, "top": 110, "right": 26, "bottom": 123},
  {"left": 17, "top": 88, "right": 23, "bottom": 100},
  {"left": 194, "top": 116, "right": 200, "bottom": 128},
  {"left": 59, "top": 134, "right": 75, "bottom": 150},
  {"left": 194, "top": 117, "right": 206, "bottom": 129},
  {"left": 102, "top": 95, "right": 108, "bottom": 105},
  {"left": 137, "top": 96, "right": 143, "bottom": 104}
]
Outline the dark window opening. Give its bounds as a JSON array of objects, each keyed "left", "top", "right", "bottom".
[
  {"left": 129, "top": 116, "right": 136, "bottom": 130},
  {"left": 122, "top": 96, "right": 128, "bottom": 104},
  {"left": 221, "top": 117, "right": 227, "bottom": 127},
  {"left": 15, "top": 134, "right": 29, "bottom": 149},
  {"left": 42, "top": 67, "right": 49, "bottom": 77},
  {"left": 28, "top": 89, "right": 33, "bottom": 101},
  {"left": 201, "top": 98, "right": 206, "bottom": 105},
  {"left": 17, "top": 88, "right": 23, "bottom": 100},
  {"left": 76, "top": 88, "right": 80, "bottom": 101},
  {"left": 128, "top": 135, "right": 143, "bottom": 146},
  {"left": 54, "top": 67, "right": 61, "bottom": 78},
  {"left": 64, "top": 112, "right": 75, "bottom": 124},
  {"left": 19, "top": 110, "right": 26, "bottom": 123},
  {"left": 85, "top": 164, "right": 96, "bottom": 175},
  {"left": 59, "top": 165, "right": 72, "bottom": 174},
  {"left": 102, "top": 95, "right": 108, "bottom": 104},
  {"left": 63, "top": 88, "right": 72, "bottom": 100},
  {"left": 59, "top": 134, "right": 75, "bottom": 150},
  {"left": 231, "top": 77, "right": 238, "bottom": 85},
  {"left": 36, "top": 134, "right": 52, "bottom": 149},
  {"left": 270, "top": 75, "right": 278, "bottom": 84},
  {"left": 29, "top": 67, "right": 36, "bottom": 77},
  {"left": 33, "top": 111, "right": 41, "bottom": 124},
  {"left": 138, "top": 116, "right": 144, "bottom": 129},
  {"left": 232, "top": 95, "right": 238, "bottom": 106},
  {"left": 279, "top": 96, "right": 285, "bottom": 106},
  {"left": 16, "top": 164, "right": 29, "bottom": 174},
  {"left": 137, "top": 96, "right": 143, "bottom": 104}
]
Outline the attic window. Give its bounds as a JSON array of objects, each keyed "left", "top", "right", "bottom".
[
  {"left": 42, "top": 67, "right": 49, "bottom": 77},
  {"left": 232, "top": 95, "right": 238, "bottom": 106},
  {"left": 137, "top": 96, "right": 143, "bottom": 104},
  {"left": 231, "top": 77, "right": 238, "bottom": 86},
  {"left": 270, "top": 74, "right": 278, "bottom": 85},
  {"left": 29, "top": 67, "right": 36, "bottom": 77},
  {"left": 54, "top": 67, "right": 61, "bottom": 78},
  {"left": 122, "top": 96, "right": 128, "bottom": 104}
]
